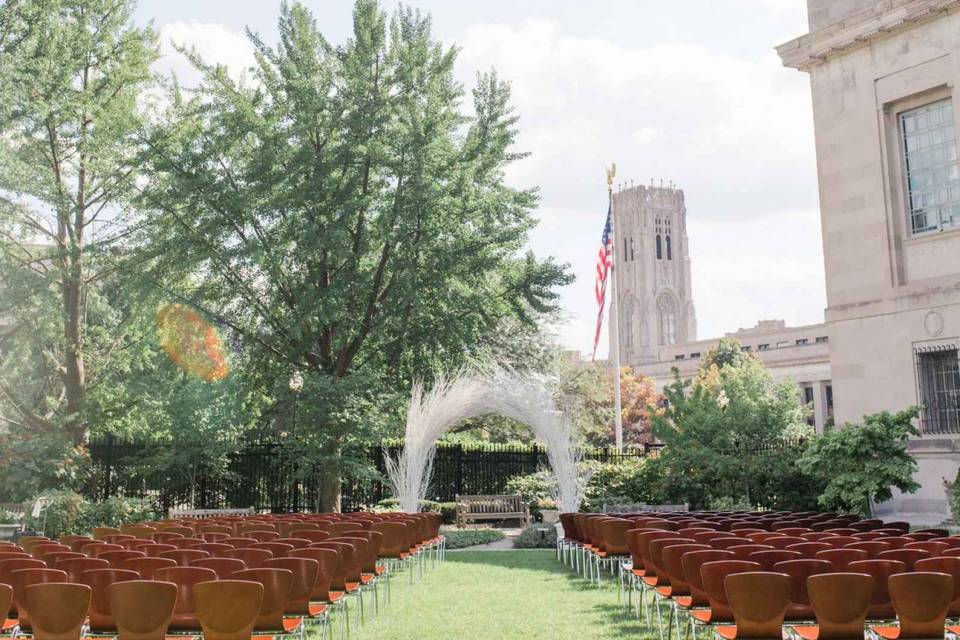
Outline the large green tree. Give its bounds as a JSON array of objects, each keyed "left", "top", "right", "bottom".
[
  {"left": 137, "top": 1, "right": 570, "bottom": 509},
  {"left": 0, "top": 0, "right": 158, "bottom": 447}
]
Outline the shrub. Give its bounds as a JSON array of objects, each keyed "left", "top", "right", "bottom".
[
  {"left": 505, "top": 470, "right": 556, "bottom": 521},
  {"left": 444, "top": 528, "right": 505, "bottom": 550},
  {"left": 23, "top": 492, "right": 160, "bottom": 538},
  {"left": 438, "top": 502, "right": 457, "bottom": 525},
  {"left": 79, "top": 496, "right": 159, "bottom": 531},
  {"left": 947, "top": 470, "right": 960, "bottom": 524},
  {"left": 374, "top": 498, "right": 440, "bottom": 513},
  {"left": 513, "top": 524, "right": 558, "bottom": 549},
  {"left": 581, "top": 459, "right": 669, "bottom": 512}
]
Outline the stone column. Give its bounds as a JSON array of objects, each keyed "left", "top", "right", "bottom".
[{"left": 812, "top": 380, "right": 829, "bottom": 434}]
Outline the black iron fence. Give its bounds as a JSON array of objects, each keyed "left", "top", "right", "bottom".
[{"left": 85, "top": 437, "right": 655, "bottom": 513}]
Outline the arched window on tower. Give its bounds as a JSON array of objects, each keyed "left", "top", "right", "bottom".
[
  {"left": 666, "top": 235, "right": 672, "bottom": 260},
  {"left": 657, "top": 295, "right": 677, "bottom": 346},
  {"left": 623, "top": 237, "right": 628, "bottom": 260},
  {"left": 665, "top": 217, "right": 673, "bottom": 260},
  {"left": 655, "top": 217, "right": 663, "bottom": 260},
  {"left": 655, "top": 235, "right": 662, "bottom": 260},
  {"left": 629, "top": 237, "right": 635, "bottom": 261}
]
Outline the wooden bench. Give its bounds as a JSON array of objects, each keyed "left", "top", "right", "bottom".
[{"left": 455, "top": 494, "right": 529, "bottom": 528}]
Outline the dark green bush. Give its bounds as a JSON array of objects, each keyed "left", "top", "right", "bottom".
[
  {"left": 23, "top": 491, "right": 159, "bottom": 538},
  {"left": 513, "top": 525, "right": 558, "bottom": 549},
  {"left": 438, "top": 502, "right": 457, "bottom": 524},
  {"left": 375, "top": 498, "right": 440, "bottom": 513},
  {"left": 443, "top": 528, "right": 505, "bottom": 550},
  {"left": 80, "top": 496, "right": 159, "bottom": 531},
  {"left": 504, "top": 470, "right": 555, "bottom": 521}
]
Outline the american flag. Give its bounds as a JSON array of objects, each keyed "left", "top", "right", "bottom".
[{"left": 592, "top": 201, "right": 614, "bottom": 359}]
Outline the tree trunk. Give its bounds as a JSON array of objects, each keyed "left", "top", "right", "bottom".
[{"left": 320, "top": 472, "right": 341, "bottom": 513}]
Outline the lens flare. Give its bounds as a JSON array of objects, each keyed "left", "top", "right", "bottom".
[{"left": 157, "top": 303, "right": 229, "bottom": 381}]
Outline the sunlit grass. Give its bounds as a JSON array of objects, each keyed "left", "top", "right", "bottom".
[{"left": 349, "top": 550, "right": 654, "bottom": 640}]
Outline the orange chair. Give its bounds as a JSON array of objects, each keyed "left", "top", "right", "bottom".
[
  {"left": 875, "top": 572, "right": 953, "bottom": 639},
  {"left": 193, "top": 580, "right": 263, "bottom": 640},
  {"left": 0, "top": 583, "right": 13, "bottom": 634},
  {"left": 150, "top": 532, "right": 184, "bottom": 545},
  {"left": 191, "top": 558, "right": 246, "bottom": 579},
  {"left": 232, "top": 568, "right": 302, "bottom": 636},
  {"left": 727, "top": 545, "right": 774, "bottom": 561},
  {"left": 264, "top": 558, "right": 323, "bottom": 617},
  {"left": 848, "top": 559, "right": 906, "bottom": 620},
  {"left": 120, "top": 556, "right": 177, "bottom": 580},
  {"left": 30, "top": 543, "right": 70, "bottom": 559},
  {"left": 225, "top": 548, "right": 273, "bottom": 569},
  {"left": 37, "top": 551, "right": 82, "bottom": 565},
  {"left": 768, "top": 537, "right": 807, "bottom": 550},
  {"left": 714, "top": 571, "right": 791, "bottom": 640},
  {"left": 99, "top": 550, "right": 146, "bottom": 569},
  {"left": 83, "top": 542, "right": 124, "bottom": 558},
  {"left": 785, "top": 542, "right": 832, "bottom": 557},
  {"left": 846, "top": 541, "right": 892, "bottom": 558},
  {"left": 189, "top": 543, "right": 232, "bottom": 558},
  {"left": 793, "top": 572, "right": 873, "bottom": 640},
  {"left": 155, "top": 566, "right": 217, "bottom": 630},
  {"left": 903, "top": 540, "right": 949, "bottom": 556},
  {"left": 92, "top": 527, "right": 123, "bottom": 541},
  {"left": 0, "top": 551, "right": 31, "bottom": 561},
  {"left": 250, "top": 542, "right": 294, "bottom": 558},
  {"left": 287, "top": 548, "right": 338, "bottom": 603},
  {"left": 22, "top": 583, "right": 90, "bottom": 640},
  {"left": 221, "top": 537, "right": 258, "bottom": 549},
  {"left": 170, "top": 537, "right": 205, "bottom": 550},
  {"left": 10, "top": 568, "right": 68, "bottom": 630},
  {"left": 110, "top": 580, "right": 178, "bottom": 640},
  {"left": 245, "top": 531, "right": 280, "bottom": 543}
]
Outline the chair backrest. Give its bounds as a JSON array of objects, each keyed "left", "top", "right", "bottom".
[
  {"left": 170, "top": 537, "right": 205, "bottom": 550},
  {"left": 771, "top": 559, "right": 833, "bottom": 612},
  {"left": 249, "top": 542, "right": 293, "bottom": 559},
  {"left": 648, "top": 537, "right": 695, "bottom": 584},
  {"left": 224, "top": 548, "right": 272, "bottom": 569},
  {"left": 0, "top": 551, "right": 31, "bottom": 561},
  {"left": 154, "top": 566, "right": 218, "bottom": 629},
  {"left": 599, "top": 519, "right": 633, "bottom": 555},
  {"left": 806, "top": 573, "right": 873, "bottom": 640},
  {"left": 41, "top": 551, "right": 83, "bottom": 565},
  {"left": 193, "top": 580, "right": 263, "bottom": 640},
  {"left": 814, "top": 548, "right": 868, "bottom": 571},
  {"left": 92, "top": 527, "right": 122, "bottom": 540},
  {"left": 785, "top": 542, "right": 832, "bottom": 557},
  {"left": 118, "top": 554, "right": 175, "bottom": 578},
  {"left": 748, "top": 549, "right": 803, "bottom": 570},
  {"left": 191, "top": 558, "right": 247, "bottom": 579},
  {"left": 110, "top": 580, "right": 178, "bottom": 640},
  {"left": 78, "top": 568, "right": 139, "bottom": 631},
  {"left": 767, "top": 536, "right": 807, "bottom": 550},
  {"left": 221, "top": 537, "right": 258, "bottom": 549},
  {"left": 727, "top": 545, "right": 774, "bottom": 561},
  {"left": 31, "top": 543, "right": 71, "bottom": 559},
  {"left": 0, "top": 584, "right": 10, "bottom": 625},
  {"left": 888, "top": 572, "right": 954, "bottom": 639},
  {"left": 264, "top": 558, "right": 318, "bottom": 615},
  {"left": 232, "top": 568, "right": 293, "bottom": 631},
  {"left": 287, "top": 548, "right": 338, "bottom": 601},
  {"left": 724, "top": 571, "right": 791, "bottom": 638},
  {"left": 150, "top": 532, "right": 184, "bottom": 545},
  {"left": 23, "top": 583, "right": 90, "bottom": 640},
  {"left": 847, "top": 559, "right": 907, "bottom": 618},
  {"left": 915, "top": 556, "right": 960, "bottom": 616},
  {"left": 10, "top": 568, "right": 68, "bottom": 628},
  {"left": 700, "top": 560, "right": 762, "bottom": 622},
  {"left": 0, "top": 557, "right": 46, "bottom": 588},
  {"left": 160, "top": 549, "right": 211, "bottom": 566},
  {"left": 903, "top": 541, "right": 949, "bottom": 556},
  {"left": 877, "top": 548, "right": 930, "bottom": 571},
  {"left": 99, "top": 550, "right": 146, "bottom": 569},
  {"left": 369, "top": 522, "right": 406, "bottom": 558}
]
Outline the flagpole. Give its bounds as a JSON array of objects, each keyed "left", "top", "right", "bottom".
[{"left": 606, "top": 164, "right": 624, "bottom": 452}]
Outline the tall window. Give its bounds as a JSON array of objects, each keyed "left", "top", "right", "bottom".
[
  {"left": 623, "top": 299, "right": 634, "bottom": 349},
  {"left": 915, "top": 345, "right": 960, "bottom": 434},
  {"left": 901, "top": 98, "right": 960, "bottom": 234},
  {"left": 623, "top": 237, "right": 628, "bottom": 259},
  {"left": 655, "top": 235, "right": 662, "bottom": 259},
  {"left": 657, "top": 295, "right": 677, "bottom": 346},
  {"left": 666, "top": 235, "right": 672, "bottom": 260},
  {"left": 629, "top": 238, "right": 635, "bottom": 261}
]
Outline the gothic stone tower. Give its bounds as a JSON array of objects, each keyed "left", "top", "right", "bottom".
[{"left": 610, "top": 183, "right": 697, "bottom": 364}]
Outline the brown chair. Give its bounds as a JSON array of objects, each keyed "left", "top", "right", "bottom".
[
  {"left": 151, "top": 532, "right": 184, "bottom": 545},
  {"left": 767, "top": 537, "right": 807, "bottom": 550},
  {"left": 814, "top": 548, "right": 868, "bottom": 571},
  {"left": 874, "top": 572, "right": 953, "bottom": 640},
  {"left": 39, "top": 551, "right": 83, "bottom": 566},
  {"left": 288, "top": 548, "right": 338, "bottom": 603},
  {"left": 200, "top": 526, "right": 233, "bottom": 536},
  {"left": 874, "top": 537, "right": 910, "bottom": 550},
  {"left": 693, "top": 560, "right": 763, "bottom": 632},
  {"left": 916, "top": 556, "right": 960, "bottom": 617},
  {"left": 77, "top": 568, "right": 139, "bottom": 632},
  {"left": 54, "top": 557, "right": 109, "bottom": 582},
  {"left": 245, "top": 531, "right": 280, "bottom": 543},
  {"left": 847, "top": 559, "right": 906, "bottom": 619},
  {"left": 714, "top": 571, "right": 791, "bottom": 639},
  {"left": 170, "top": 537, "right": 205, "bottom": 550},
  {"left": 877, "top": 549, "right": 930, "bottom": 572},
  {"left": 30, "top": 543, "right": 71, "bottom": 559},
  {"left": 225, "top": 548, "right": 273, "bottom": 569},
  {"left": 99, "top": 550, "right": 146, "bottom": 569},
  {"left": 193, "top": 580, "right": 263, "bottom": 640},
  {"left": 250, "top": 542, "right": 294, "bottom": 559},
  {"left": 903, "top": 540, "right": 949, "bottom": 556},
  {"left": 155, "top": 566, "right": 218, "bottom": 630},
  {"left": 10, "top": 568, "right": 68, "bottom": 630},
  {"left": 793, "top": 572, "right": 873, "bottom": 640},
  {"left": 748, "top": 550, "right": 803, "bottom": 571},
  {"left": 200, "top": 533, "right": 230, "bottom": 543},
  {"left": 120, "top": 557, "right": 177, "bottom": 580},
  {"left": 785, "top": 542, "right": 832, "bottom": 557},
  {"left": 22, "top": 583, "right": 90, "bottom": 640},
  {"left": 221, "top": 537, "right": 258, "bottom": 549},
  {"left": 110, "top": 580, "right": 178, "bottom": 640},
  {"left": 160, "top": 549, "right": 211, "bottom": 566},
  {"left": 264, "top": 558, "right": 322, "bottom": 618},
  {"left": 0, "top": 584, "right": 13, "bottom": 633},
  {"left": 845, "top": 541, "right": 892, "bottom": 558},
  {"left": 728, "top": 545, "right": 774, "bottom": 561},
  {"left": 0, "top": 551, "right": 31, "bottom": 561},
  {"left": 83, "top": 542, "right": 124, "bottom": 558},
  {"left": 191, "top": 558, "right": 246, "bottom": 579},
  {"left": 189, "top": 543, "right": 232, "bottom": 558},
  {"left": 232, "top": 568, "right": 300, "bottom": 634},
  {"left": 772, "top": 559, "right": 833, "bottom": 620}
]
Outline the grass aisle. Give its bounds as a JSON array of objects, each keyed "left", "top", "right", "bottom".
[{"left": 351, "top": 550, "right": 649, "bottom": 640}]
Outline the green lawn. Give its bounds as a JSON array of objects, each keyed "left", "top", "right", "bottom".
[{"left": 351, "top": 550, "right": 652, "bottom": 640}]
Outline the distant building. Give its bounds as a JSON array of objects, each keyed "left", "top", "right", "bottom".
[{"left": 776, "top": 0, "right": 960, "bottom": 524}]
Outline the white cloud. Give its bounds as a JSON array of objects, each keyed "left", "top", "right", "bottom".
[{"left": 154, "top": 21, "right": 257, "bottom": 87}]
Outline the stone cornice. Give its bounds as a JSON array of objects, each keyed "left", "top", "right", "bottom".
[{"left": 777, "top": 0, "right": 960, "bottom": 71}]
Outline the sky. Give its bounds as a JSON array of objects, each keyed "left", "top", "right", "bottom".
[{"left": 134, "top": 0, "right": 825, "bottom": 359}]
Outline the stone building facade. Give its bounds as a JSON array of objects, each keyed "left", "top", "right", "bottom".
[
  {"left": 777, "top": 0, "right": 960, "bottom": 522},
  {"left": 609, "top": 184, "right": 697, "bottom": 364}
]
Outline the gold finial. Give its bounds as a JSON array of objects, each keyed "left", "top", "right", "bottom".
[{"left": 606, "top": 163, "right": 617, "bottom": 192}]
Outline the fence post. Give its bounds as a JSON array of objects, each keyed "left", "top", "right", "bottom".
[
  {"left": 455, "top": 444, "right": 463, "bottom": 497},
  {"left": 530, "top": 443, "right": 539, "bottom": 472}
]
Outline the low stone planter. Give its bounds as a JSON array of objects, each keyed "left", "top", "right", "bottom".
[
  {"left": 0, "top": 525, "right": 22, "bottom": 541},
  {"left": 540, "top": 509, "right": 559, "bottom": 524}
]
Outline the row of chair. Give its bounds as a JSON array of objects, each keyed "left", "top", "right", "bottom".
[{"left": 1, "top": 510, "right": 445, "bottom": 640}]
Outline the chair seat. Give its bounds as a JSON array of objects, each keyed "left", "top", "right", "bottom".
[
  {"left": 360, "top": 575, "right": 374, "bottom": 585},
  {"left": 642, "top": 576, "right": 659, "bottom": 587},
  {"left": 872, "top": 626, "right": 901, "bottom": 640},
  {"left": 327, "top": 591, "right": 344, "bottom": 604},
  {"left": 307, "top": 603, "right": 327, "bottom": 617},
  {"left": 281, "top": 618, "right": 302, "bottom": 632},
  {"left": 345, "top": 582, "right": 359, "bottom": 593},
  {"left": 947, "top": 627, "right": 960, "bottom": 636},
  {"left": 632, "top": 568, "right": 645, "bottom": 577},
  {"left": 655, "top": 586, "right": 672, "bottom": 598},
  {"left": 674, "top": 596, "right": 693, "bottom": 608},
  {"left": 793, "top": 625, "right": 819, "bottom": 640},
  {"left": 375, "top": 565, "right": 386, "bottom": 575},
  {"left": 1, "top": 619, "right": 16, "bottom": 633},
  {"left": 715, "top": 625, "right": 738, "bottom": 640},
  {"left": 691, "top": 609, "right": 713, "bottom": 623}
]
